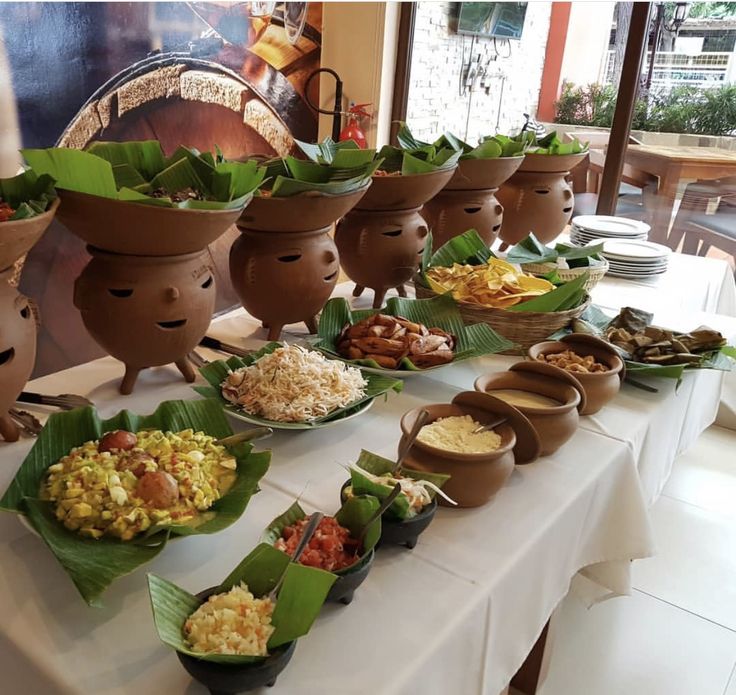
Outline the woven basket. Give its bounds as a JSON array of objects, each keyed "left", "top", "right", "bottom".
[
  {"left": 414, "top": 282, "right": 591, "bottom": 355},
  {"left": 520, "top": 260, "right": 609, "bottom": 293}
]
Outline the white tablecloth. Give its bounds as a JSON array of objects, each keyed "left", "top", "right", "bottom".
[{"left": 0, "top": 302, "right": 658, "bottom": 695}]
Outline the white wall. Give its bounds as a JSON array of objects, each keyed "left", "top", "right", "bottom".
[
  {"left": 559, "top": 1, "right": 616, "bottom": 87},
  {"left": 405, "top": 1, "right": 552, "bottom": 144}
]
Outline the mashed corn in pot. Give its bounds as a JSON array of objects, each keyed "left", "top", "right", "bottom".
[{"left": 41, "top": 429, "right": 237, "bottom": 541}]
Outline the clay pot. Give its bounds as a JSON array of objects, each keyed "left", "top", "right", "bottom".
[
  {"left": 57, "top": 190, "right": 246, "bottom": 256},
  {"left": 444, "top": 156, "right": 525, "bottom": 191},
  {"left": 422, "top": 188, "right": 504, "bottom": 248},
  {"left": 337, "top": 168, "right": 456, "bottom": 308},
  {"left": 336, "top": 207, "right": 428, "bottom": 309},
  {"left": 231, "top": 190, "right": 367, "bottom": 340},
  {"left": 528, "top": 334, "right": 624, "bottom": 415},
  {"left": 0, "top": 198, "right": 60, "bottom": 273},
  {"left": 0, "top": 275, "right": 37, "bottom": 442},
  {"left": 399, "top": 391, "right": 540, "bottom": 508},
  {"left": 73, "top": 248, "right": 216, "bottom": 394},
  {"left": 497, "top": 152, "right": 588, "bottom": 246},
  {"left": 474, "top": 364, "right": 586, "bottom": 456}
]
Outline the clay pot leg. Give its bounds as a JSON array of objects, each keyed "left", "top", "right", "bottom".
[
  {"left": 0, "top": 412, "right": 20, "bottom": 443},
  {"left": 119, "top": 365, "right": 141, "bottom": 395},
  {"left": 396, "top": 284, "right": 407, "bottom": 297},
  {"left": 175, "top": 357, "right": 196, "bottom": 383},
  {"left": 304, "top": 316, "right": 318, "bottom": 334},
  {"left": 372, "top": 288, "right": 387, "bottom": 310},
  {"left": 498, "top": 241, "right": 509, "bottom": 253},
  {"left": 267, "top": 324, "right": 284, "bottom": 341},
  {"left": 352, "top": 284, "right": 365, "bottom": 297},
  {"left": 261, "top": 321, "right": 269, "bottom": 329}
]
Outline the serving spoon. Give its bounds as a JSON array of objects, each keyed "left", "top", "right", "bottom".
[
  {"left": 268, "top": 511, "right": 324, "bottom": 601},
  {"left": 352, "top": 482, "right": 403, "bottom": 557},
  {"left": 393, "top": 408, "right": 430, "bottom": 474},
  {"left": 215, "top": 427, "right": 274, "bottom": 447},
  {"left": 471, "top": 415, "right": 507, "bottom": 435}
]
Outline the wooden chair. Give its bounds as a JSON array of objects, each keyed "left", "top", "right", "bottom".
[{"left": 668, "top": 176, "right": 736, "bottom": 261}]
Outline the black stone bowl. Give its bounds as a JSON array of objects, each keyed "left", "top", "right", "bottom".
[
  {"left": 176, "top": 587, "right": 297, "bottom": 694},
  {"left": 327, "top": 548, "right": 375, "bottom": 605},
  {"left": 340, "top": 480, "right": 438, "bottom": 549}
]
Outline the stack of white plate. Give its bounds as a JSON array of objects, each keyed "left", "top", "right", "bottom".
[
  {"left": 585, "top": 238, "right": 671, "bottom": 279},
  {"left": 569, "top": 215, "right": 650, "bottom": 246}
]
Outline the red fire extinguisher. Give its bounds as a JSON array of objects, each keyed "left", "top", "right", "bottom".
[{"left": 339, "top": 103, "right": 372, "bottom": 149}]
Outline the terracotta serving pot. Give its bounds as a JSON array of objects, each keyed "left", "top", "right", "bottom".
[
  {"left": 497, "top": 152, "right": 588, "bottom": 246},
  {"left": 528, "top": 334, "right": 625, "bottom": 415},
  {"left": 0, "top": 275, "right": 37, "bottom": 442},
  {"left": 57, "top": 190, "right": 247, "bottom": 256},
  {"left": 230, "top": 189, "right": 368, "bottom": 340},
  {"left": 399, "top": 391, "right": 540, "bottom": 508},
  {"left": 73, "top": 248, "right": 216, "bottom": 394},
  {"left": 421, "top": 188, "right": 504, "bottom": 248},
  {"left": 337, "top": 168, "right": 456, "bottom": 308},
  {"left": 474, "top": 364, "right": 586, "bottom": 456},
  {"left": 0, "top": 198, "right": 60, "bottom": 273}
]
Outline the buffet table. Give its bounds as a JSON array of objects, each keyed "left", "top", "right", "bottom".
[{"left": 1, "top": 251, "right": 733, "bottom": 695}]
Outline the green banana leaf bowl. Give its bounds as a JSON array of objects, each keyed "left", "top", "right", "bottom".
[
  {"left": 262, "top": 498, "right": 381, "bottom": 606},
  {"left": 0, "top": 398, "right": 271, "bottom": 606}
]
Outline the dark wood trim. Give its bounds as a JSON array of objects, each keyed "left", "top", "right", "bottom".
[
  {"left": 596, "top": 2, "right": 652, "bottom": 215},
  {"left": 389, "top": 2, "right": 417, "bottom": 145}
]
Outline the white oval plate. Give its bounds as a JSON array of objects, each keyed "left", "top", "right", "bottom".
[
  {"left": 587, "top": 238, "right": 671, "bottom": 260},
  {"left": 572, "top": 215, "right": 650, "bottom": 236}
]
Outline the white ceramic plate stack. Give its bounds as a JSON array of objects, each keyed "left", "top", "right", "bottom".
[
  {"left": 585, "top": 238, "right": 671, "bottom": 279},
  {"left": 569, "top": 215, "right": 650, "bottom": 246}
]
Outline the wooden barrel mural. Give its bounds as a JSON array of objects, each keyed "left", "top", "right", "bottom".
[{"left": 19, "top": 4, "right": 323, "bottom": 376}]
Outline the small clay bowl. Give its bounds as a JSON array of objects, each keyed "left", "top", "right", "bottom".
[
  {"left": 474, "top": 367, "right": 585, "bottom": 456},
  {"left": 399, "top": 391, "right": 540, "bottom": 508},
  {"left": 176, "top": 587, "right": 296, "bottom": 694},
  {"left": 339, "top": 480, "right": 438, "bottom": 549},
  {"left": 528, "top": 334, "right": 624, "bottom": 415},
  {"left": 326, "top": 548, "right": 375, "bottom": 605}
]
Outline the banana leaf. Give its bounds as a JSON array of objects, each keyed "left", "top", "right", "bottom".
[
  {"left": 0, "top": 169, "right": 57, "bottom": 219},
  {"left": 22, "top": 148, "right": 118, "bottom": 198},
  {"left": 194, "top": 342, "right": 402, "bottom": 428},
  {"left": 527, "top": 131, "right": 588, "bottom": 155},
  {"left": 346, "top": 450, "right": 449, "bottom": 520},
  {"left": 507, "top": 233, "right": 604, "bottom": 266},
  {"left": 261, "top": 498, "right": 381, "bottom": 574},
  {"left": 148, "top": 543, "right": 336, "bottom": 663},
  {"left": 0, "top": 398, "right": 270, "bottom": 606},
  {"left": 294, "top": 137, "right": 361, "bottom": 165},
  {"left": 315, "top": 293, "right": 514, "bottom": 371},
  {"left": 420, "top": 229, "right": 496, "bottom": 273},
  {"left": 87, "top": 140, "right": 166, "bottom": 180},
  {"left": 507, "top": 271, "right": 589, "bottom": 312}
]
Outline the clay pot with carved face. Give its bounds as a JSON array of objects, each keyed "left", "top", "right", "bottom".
[
  {"left": 497, "top": 153, "right": 588, "bottom": 246},
  {"left": 230, "top": 188, "right": 368, "bottom": 340},
  {"left": 336, "top": 168, "right": 456, "bottom": 308},
  {"left": 422, "top": 156, "right": 523, "bottom": 249},
  {"left": 73, "top": 249, "right": 216, "bottom": 394},
  {"left": 336, "top": 208, "right": 429, "bottom": 309},
  {"left": 0, "top": 276, "right": 37, "bottom": 442}
]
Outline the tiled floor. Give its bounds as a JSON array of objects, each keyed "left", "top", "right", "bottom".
[{"left": 538, "top": 426, "right": 736, "bottom": 695}]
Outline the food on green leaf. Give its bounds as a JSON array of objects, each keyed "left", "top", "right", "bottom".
[
  {"left": 535, "top": 349, "right": 609, "bottom": 374},
  {"left": 396, "top": 123, "right": 524, "bottom": 159},
  {"left": 316, "top": 292, "right": 514, "bottom": 371},
  {"left": 21, "top": 141, "right": 265, "bottom": 210},
  {"left": 41, "top": 428, "right": 238, "bottom": 541},
  {"left": 0, "top": 169, "right": 57, "bottom": 220},
  {"left": 336, "top": 313, "right": 456, "bottom": 369},
  {"left": 184, "top": 582, "right": 275, "bottom": 656},
  {"left": 426, "top": 258, "right": 555, "bottom": 308},
  {"left": 485, "top": 389, "right": 562, "bottom": 409},
  {"left": 507, "top": 232, "right": 605, "bottom": 269},
  {"left": 221, "top": 344, "right": 367, "bottom": 423},
  {"left": 509, "top": 128, "right": 588, "bottom": 156},
  {"left": 417, "top": 414, "right": 501, "bottom": 454},
  {"left": 275, "top": 515, "right": 357, "bottom": 572}
]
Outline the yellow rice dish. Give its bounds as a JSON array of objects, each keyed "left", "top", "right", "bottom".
[
  {"left": 41, "top": 429, "right": 237, "bottom": 541},
  {"left": 184, "top": 583, "right": 275, "bottom": 656}
]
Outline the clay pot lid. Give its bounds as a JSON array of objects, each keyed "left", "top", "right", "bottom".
[
  {"left": 560, "top": 333, "right": 626, "bottom": 382},
  {"left": 452, "top": 391, "right": 540, "bottom": 465},
  {"left": 509, "top": 360, "right": 588, "bottom": 414},
  {"left": 445, "top": 156, "right": 525, "bottom": 191},
  {"left": 517, "top": 152, "right": 589, "bottom": 174}
]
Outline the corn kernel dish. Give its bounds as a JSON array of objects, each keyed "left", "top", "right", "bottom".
[{"left": 41, "top": 429, "right": 237, "bottom": 540}]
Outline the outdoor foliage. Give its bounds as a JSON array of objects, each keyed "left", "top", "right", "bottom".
[{"left": 554, "top": 81, "right": 736, "bottom": 137}]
